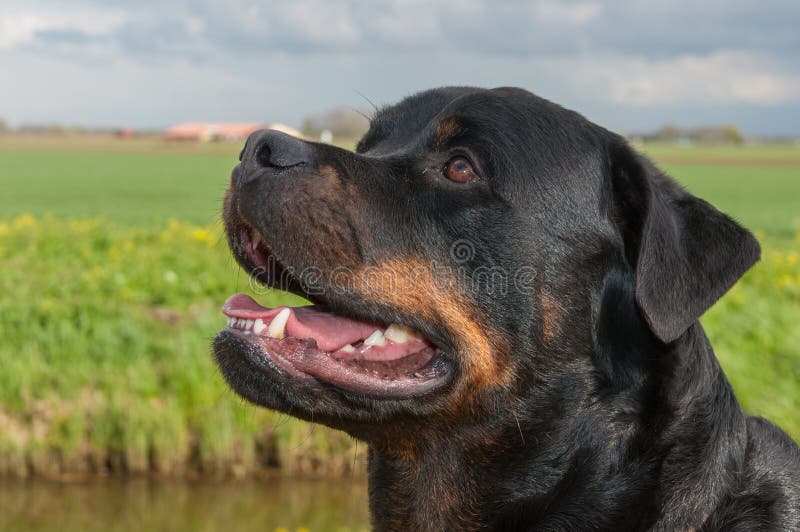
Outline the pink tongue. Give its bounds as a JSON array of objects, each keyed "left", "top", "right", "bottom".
[{"left": 222, "top": 294, "right": 381, "bottom": 351}]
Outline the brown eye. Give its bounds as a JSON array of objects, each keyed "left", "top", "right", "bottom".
[{"left": 443, "top": 156, "right": 478, "bottom": 183}]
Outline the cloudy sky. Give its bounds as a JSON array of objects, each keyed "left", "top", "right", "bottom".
[{"left": 2, "top": 0, "right": 799, "bottom": 135}]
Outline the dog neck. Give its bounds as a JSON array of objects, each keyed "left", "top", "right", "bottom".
[
  {"left": 365, "top": 324, "right": 748, "bottom": 531},
  {"left": 366, "top": 422, "right": 504, "bottom": 531}
]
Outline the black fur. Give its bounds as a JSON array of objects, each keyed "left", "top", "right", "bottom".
[{"left": 215, "top": 87, "right": 800, "bottom": 531}]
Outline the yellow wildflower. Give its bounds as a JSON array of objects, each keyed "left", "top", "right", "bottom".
[
  {"left": 13, "top": 213, "right": 37, "bottom": 229},
  {"left": 86, "top": 265, "right": 107, "bottom": 280},
  {"left": 192, "top": 228, "right": 213, "bottom": 244},
  {"left": 68, "top": 218, "right": 96, "bottom": 233}
]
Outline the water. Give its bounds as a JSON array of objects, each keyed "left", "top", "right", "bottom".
[{"left": 0, "top": 478, "right": 370, "bottom": 532}]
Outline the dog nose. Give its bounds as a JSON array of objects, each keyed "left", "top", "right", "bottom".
[{"left": 240, "top": 129, "right": 312, "bottom": 170}]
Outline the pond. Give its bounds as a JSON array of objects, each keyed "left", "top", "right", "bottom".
[{"left": 0, "top": 478, "right": 370, "bottom": 531}]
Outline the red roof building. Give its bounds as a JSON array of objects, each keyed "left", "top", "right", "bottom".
[{"left": 164, "top": 122, "right": 302, "bottom": 142}]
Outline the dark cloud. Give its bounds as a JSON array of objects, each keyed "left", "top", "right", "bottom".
[
  {"left": 40, "top": 0, "right": 795, "bottom": 59},
  {"left": 9, "top": 0, "right": 798, "bottom": 59},
  {"left": 1, "top": 0, "right": 798, "bottom": 134}
]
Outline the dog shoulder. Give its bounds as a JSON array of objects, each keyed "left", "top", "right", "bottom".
[{"left": 706, "top": 417, "right": 800, "bottom": 530}]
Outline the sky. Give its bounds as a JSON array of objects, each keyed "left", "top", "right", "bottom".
[{"left": 1, "top": 0, "right": 799, "bottom": 135}]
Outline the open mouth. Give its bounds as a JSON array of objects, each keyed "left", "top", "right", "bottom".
[{"left": 220, "top": 224, "right": 450, "bottom": 398}]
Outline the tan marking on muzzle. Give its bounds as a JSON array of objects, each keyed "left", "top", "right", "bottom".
[
  {"left": 292, "top": 164, "right": 369, "bottom": 270},
  {"left": 351, "top": 257, "right": 512, "bottom": 390}
]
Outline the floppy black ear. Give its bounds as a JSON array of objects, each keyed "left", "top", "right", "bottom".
[{"left": 609, "top": 143, "right": 760, "bottom": 343}]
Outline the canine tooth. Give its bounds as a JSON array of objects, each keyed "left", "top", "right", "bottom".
[
  {"left": 364, "top": 329, "right": 387, "bottom": 347},
  {"left": 383, "top": 324, "right": 420, "bottom": 343},
  {"left": 245, "top": 319, "right": 254, "bottom": 330},
  {"left": 268, "top": 308, "right": 291, "bottom": 339},
  {"left": 252, "top": 230, "right": 263, "bottom": 248},
  {"left": 253, "top": 318, "right": 266, "bottom": 335},
  {"left": 227, "top": 317, "right": 234, "bottom": 327},
  {"left": 339, "top": 344, "right": 356, "bottom": 353}
]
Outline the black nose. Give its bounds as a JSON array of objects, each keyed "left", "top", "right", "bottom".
[{"left": 239, "top": 129, "right": 312, "bottom": 172}]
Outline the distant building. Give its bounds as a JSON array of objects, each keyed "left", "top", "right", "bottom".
[
  {"left": 164, "top": 122, "right": 302, "bottom": 142},
  {"left": 638, "top": 124, "right": 744, "bottom": 144}
]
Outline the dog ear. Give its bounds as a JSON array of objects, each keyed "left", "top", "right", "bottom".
[{"left": 609, "top": 143, "right": 760, "bottom": 343}]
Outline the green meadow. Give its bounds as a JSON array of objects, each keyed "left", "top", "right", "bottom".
[
  {"left": 0, "top": 139, "right": 236, "bottom": 225},
  {"left": 0, "top": 136, "right": 798, "bottom": 478}
]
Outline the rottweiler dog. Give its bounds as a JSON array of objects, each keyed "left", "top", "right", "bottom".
[{"left": 213, "top": 87, "right": 800, "bottom": 531}]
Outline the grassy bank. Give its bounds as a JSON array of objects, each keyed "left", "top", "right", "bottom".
[
  {"left": 0, "top": 216, "right": 365, "bottom": 478},
  {"left": 0, "top": 215, "right": 796, "bottom": 478}
]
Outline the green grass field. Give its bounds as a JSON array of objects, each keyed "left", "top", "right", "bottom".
[
  {"left": 1, "top": 139, "right": 236, "bottom": 225},
  {"left": 0, "top": 136, "right": 798, "bottom": 478},
  {"left": 3, "top": 137, "right": 799, "bottom": 235}
]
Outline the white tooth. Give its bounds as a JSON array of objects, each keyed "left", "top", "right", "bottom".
[
  {"left": 252, "top": 230, "right": 263, "bottom": 248},
  {"left": 339, "top": 344, "right": 356, "bottom": 353},
  {"left": 268, "top": 308, "right": 291, "bottom": 339},
  {"left": 227, "top": 317, "right": 234, "bottom": 327},
  {"left": 237, "top": 318, "right": 246, "bottom": 328},
  {"left": 245, "top": 319, "right": 254, "bottom": 330},
  {"left": 253, "top": 318, "right": 266, "bottom": 335},
  {"left": 364, "top": 329, "right": 387, "bottom": 347},
  {"left": 383, "top": 324, "right": 420, "bottom": 343}
]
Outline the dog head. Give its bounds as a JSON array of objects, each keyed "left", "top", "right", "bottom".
[{"left": 213, "top": 86, "right": 759, "bottom": 442}]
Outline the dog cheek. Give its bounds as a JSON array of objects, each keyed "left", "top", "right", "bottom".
[{"left": 352, "top": 257, "right": 514, "bottom": 391}]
